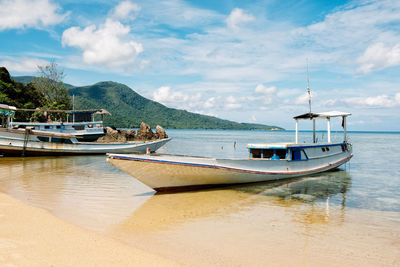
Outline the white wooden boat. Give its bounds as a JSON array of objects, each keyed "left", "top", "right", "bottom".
[
  {"left": 107, "top": 111, "right": 353, "bottom": 192},
  {"left": 2, "top": 103, "right": 108, "bottom": 141},
  {"left": 0, "top": 104, "right": 170, "bottom": 156}
]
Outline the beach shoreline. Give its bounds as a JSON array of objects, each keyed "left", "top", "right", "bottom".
[{"left": 0, "top": 192, "right": 180, "bottom": 267}]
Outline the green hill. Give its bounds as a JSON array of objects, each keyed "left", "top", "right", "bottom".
[
  {"left": 69, "top": 81, "right": 282, "bottom": 129},
  {"left": 12, "top": 76, "right": 283, "bottom": 130}
]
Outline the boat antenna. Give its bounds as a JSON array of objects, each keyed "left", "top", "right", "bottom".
[
  {"left": 306, "top": 59, "right": 312, "bottom": 115},
  {"left": 72, "top": 94, "right": 75, "bottom": 123}
]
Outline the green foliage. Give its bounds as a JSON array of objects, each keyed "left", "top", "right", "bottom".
[
  {"left": 0, "top": 65, "right": 72, "bottom": 122},
  {"left": 0, "top": 67, "right": 45, "bottom": 121},
  {"left": 33, "top": 62, "right": 72, "bottom": 115}
]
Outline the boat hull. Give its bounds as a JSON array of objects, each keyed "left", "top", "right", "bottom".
[
  {"left": 0, "top": 128, "right": 170, "bottom": 156},
  {"left": 107, "top": 145, "right": 352, "bottom": 191}
]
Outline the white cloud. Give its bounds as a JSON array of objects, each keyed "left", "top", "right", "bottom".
[
  {"left": 225, "top": 95, "right": 242, "bottom": 110},
  {"left": 204, "top": 97, "right": 216, "bottom": 109},
  {"left": 153, "top": 86, "right": 204, "bottom": 109},
  {"left": 0, "top": 0, "right": 68, "bottom": 30},
  {"left": 345, "top": 94, "right": 400, "bottom": 108},
  {"left": 0, "top": 57, "right": 49, "bottom": 73},
  {"left": 254, "top": 84, "right": 277, "bottom": 95},
  {"left": 396, "top": 92, "right": 400, "bottom": 103},
  {"left": 62, "top": 19, "right": 143, "bottom": 67},
  {"left": 295, "top": 92, "right": 313, "bottom": 105},
  {"left": 324, "top": 92, "right": 400, "bottom": 108},
  {"left": 140, "top": 0, "right": 223, "bottom": 28},
  {"left": 254, "top": 84, "right": 278, "bottom": 105},
  {"left": 110, "top": 1, "right": 140, "bottom": 21},
  {"left": 357, "top": 42, "right": 400, "bottom": 73},
  {"left": 225, "top": 8, "right": 255, "bottom": 29}
]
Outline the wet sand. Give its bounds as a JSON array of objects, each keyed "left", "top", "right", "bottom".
[{"left": 0, "top": 192, "right": 179, "bottom": 267}]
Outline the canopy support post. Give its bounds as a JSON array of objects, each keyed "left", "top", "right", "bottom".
[
  {"left": 327, "top": 117, "right": 331, "bottom": 143},
  {"left": 313, "top": 119, "right": 316, "bottom": 143},
  {"left": 295, "top": 119, "right": 299, "bottom": 144},
  {"left": 343, "top": 116, "right": 347, "bottom": 142}
]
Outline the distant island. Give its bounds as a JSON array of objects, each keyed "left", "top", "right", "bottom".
[{"left": 6, "top": 71, "right": 283, "bottom": 130}]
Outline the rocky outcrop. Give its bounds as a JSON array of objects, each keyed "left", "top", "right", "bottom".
[
  {"left": 97, "top": 123, "right": 167, "bottom": 143},
  {"left": 154, "top": 125, "right": 168, "bottom": 139},
  {"left": 97, "top": 127, "right": 136, "bottom": 143},
  {"left": 136, "top": 122, "right": 154, "bottom": 140}
]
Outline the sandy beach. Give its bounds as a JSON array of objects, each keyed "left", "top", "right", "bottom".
[{"left": 0, "top": 192, "right": 179, "bottom": 267}]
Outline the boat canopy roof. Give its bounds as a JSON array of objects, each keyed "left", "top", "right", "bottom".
[
  {"left": 0, "top": 104, "right": 17, "bottom": 111},
  {"left": 294, "top": 111, "right": 351, "bottom": 120},
  {"left": 247, "top": 143, "right": 294, "bottom": 149},
  {"left": 0, "top": 103, "right": 110, "bottom": 115}
]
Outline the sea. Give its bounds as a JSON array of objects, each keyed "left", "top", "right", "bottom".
[{"left": 0, "top": 130, "right": 399, "bottom": 266}]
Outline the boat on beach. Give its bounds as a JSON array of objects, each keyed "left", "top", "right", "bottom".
[
  {"left": 0, "top": 104, "right": 170, "bottom": 156},
  {"left": 107, "top": 111, "right": 353, "bottom": 192}
]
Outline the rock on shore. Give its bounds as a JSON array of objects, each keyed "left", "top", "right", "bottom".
[{"left": 97, "top": 123, "right": 168, "bottom": 143}]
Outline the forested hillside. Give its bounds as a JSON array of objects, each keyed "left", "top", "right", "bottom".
[{"left": 12, "top": 74, "right": 283, "bottom": 130}]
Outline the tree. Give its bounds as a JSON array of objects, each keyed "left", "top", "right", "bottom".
[
  {"left": 0, "top": 67, "right": 46, "bottom": 122},
  {"left": 33, "top": 61, "right": 72, "bottom": 121}
]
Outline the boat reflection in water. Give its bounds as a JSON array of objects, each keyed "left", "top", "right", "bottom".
[{"left": 112, "top": 169, "right": 352, "bottom": 234}]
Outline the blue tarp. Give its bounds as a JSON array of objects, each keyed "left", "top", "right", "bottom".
[{"left": 0, "top": 108, "right": 15, "bottom": 118}]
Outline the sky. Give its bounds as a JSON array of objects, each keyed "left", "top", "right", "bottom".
[{"left": 1, "top": 0, "right": 400, "bottom": 131}]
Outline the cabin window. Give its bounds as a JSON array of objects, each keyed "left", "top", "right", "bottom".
[
  {"left": 275, "top": 149, "right": 287, "bottom": 159},
  {"left": 262, "top": 149, "right": 274, "bottom": 158},
  {"left": 56, "top": 125, "right": 61, "bottom": 129},
  {"left": 251, "top": 148, "right": 287, "bottom": 159},
  {"left": 291, "top": 148, "right": 308, "bottom": 161},
  {"left": 44, "top": 125, "right": 51, "bottom": 129},
  {"left": 251, "top": 149, "right": 262, "bottom": 158},
  {"left": 51, "top": 137, "right": 73, "bottom": 144},
  {"left": 72, "top": 125, "right": 85, "bottom": 130},
  {"left": 37, "top": 136, "right": 49, "bottom": 142},
  {"left": 88, "top": 124, "right": 93, "bottom": 128}
]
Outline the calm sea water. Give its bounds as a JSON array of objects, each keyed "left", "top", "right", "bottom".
[{"left": 0, "top": 130, "right": 399, "bottom": 266}]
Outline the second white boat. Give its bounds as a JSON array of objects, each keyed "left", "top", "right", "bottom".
[{"left": 107, "top": 111, "right": 353, "bottom": 192}]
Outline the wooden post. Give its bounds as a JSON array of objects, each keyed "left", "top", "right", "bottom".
[
  {"left": 327, "top": 117, "right": 331, "bottom": 143},
  {"left": 313, "top": 119, "right": 316, "bottom": 143}
]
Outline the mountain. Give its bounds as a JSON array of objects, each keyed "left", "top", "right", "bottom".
[
  {"left": 13, "top": 76, "right": 74, "bottom": 89},
  {"left": 12, "top": 76, "right": 283, "bottom": 130}
]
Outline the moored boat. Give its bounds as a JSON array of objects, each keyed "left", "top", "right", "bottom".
[
  {"left": 0, "top": 104, "right": 170, "bottom": 156},
  {"left": 107, "top": 111, "right": 353, "bottom": 192}
]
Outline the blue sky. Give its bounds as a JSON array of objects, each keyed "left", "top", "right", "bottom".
[{"left": 1, "top": 0, "right": 400, "bottom": 131}]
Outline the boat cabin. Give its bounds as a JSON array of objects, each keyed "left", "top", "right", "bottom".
[
  {"left": 247, "top": 111, "right": 351, "bottom": 161},
  {"left": 0, "top": 104, "right": 111, "bottom": 142}
]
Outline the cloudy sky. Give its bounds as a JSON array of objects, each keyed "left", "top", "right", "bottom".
[{"left": 1, "top": 0, "right": 400, "bottom": 131}]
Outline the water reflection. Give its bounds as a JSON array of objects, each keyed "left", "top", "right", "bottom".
[
  {"left": 113, "top": 170, "right": 352, "bottom": 234},
  {"left": 236, "top": 169, "right": 351, "bottom": 207},
  {"left": 0, "top": 156, "right": 154, "bottom": 232}
]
